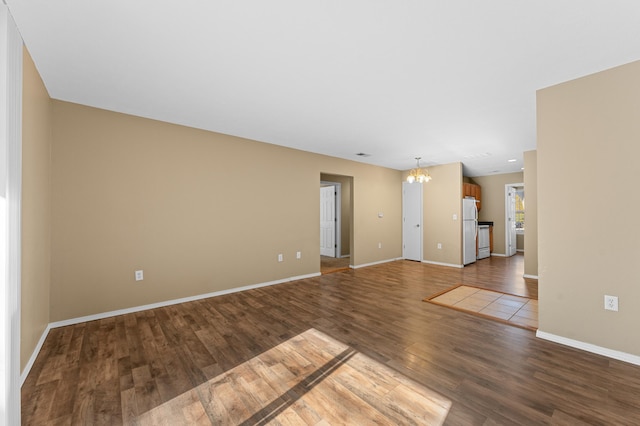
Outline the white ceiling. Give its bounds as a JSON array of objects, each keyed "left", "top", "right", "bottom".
[{"left": 7, "top": 0, "right": 640, "bottom": 176}]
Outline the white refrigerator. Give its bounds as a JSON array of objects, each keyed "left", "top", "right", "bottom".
[{"left": 463, "top": 198, "right": 477, "bottom": 265}]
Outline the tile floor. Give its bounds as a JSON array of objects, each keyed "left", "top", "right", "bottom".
[{"left": 429, "top": 285, "right": 538, "bottom": 330}]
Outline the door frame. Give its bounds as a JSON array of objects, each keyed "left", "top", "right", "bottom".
[
  {"left": 1, "top": 6, "right": 23, "bottom": 423},
  {"left": 505, "top": 182, "right": 523, "bottom": 257},
  {"left": 320, "top": 181, "right": 341, "bottom": 258}
]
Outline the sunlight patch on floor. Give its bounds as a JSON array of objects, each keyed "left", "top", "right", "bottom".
[{"left": 136, "top": 328, "right": 452, "bottom": 425}]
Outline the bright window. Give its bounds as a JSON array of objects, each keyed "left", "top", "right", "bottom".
[{"left": 515, "top": 188, "right": 525, "bottom": 233}]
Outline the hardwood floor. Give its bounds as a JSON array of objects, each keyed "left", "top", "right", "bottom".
[
  {"left": 320, "top": 256, "right": 350, "bottom": 275},
  {"left": 22, "top": 254, "right": 640, "bottom": 424}
]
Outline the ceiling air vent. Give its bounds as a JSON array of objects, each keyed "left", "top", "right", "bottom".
[{"left": 355, "top": 153, "right": 371, "bottom": 157}]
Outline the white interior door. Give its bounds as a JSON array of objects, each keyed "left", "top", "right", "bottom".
[
  {"left": 402, "top": 182, "right": 423, "bottom": 261},
  {"left": 320, "top": 185, "right": 336, "bottom": 257},
  {"left": 506, "top": 186, "right": 517, "bottom": 257}
]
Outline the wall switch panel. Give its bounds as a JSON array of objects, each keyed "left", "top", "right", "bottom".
[{"left": 135, "top": 270, "right": 144, "bottom": 281}]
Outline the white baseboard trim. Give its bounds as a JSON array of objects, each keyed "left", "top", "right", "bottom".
[
  {"left": 516, "top": 249, "right": 524, "bottom": 253},
  {"left": 20, "top": 324, "right": 52, "bottom": 386},
  {"left": 523, "top": 274, "right": 539, "bottom": 279},
  {"left": 536, "top": 330, "right": 640, "bottom": 366},
  {"left": 421, "top": 260, "right": 464, "bottom": 269},
  {"left": 340, "top": 254, "right": 351, "bottom": 259},
  {"left": 289, "top": 273, "right": 322, "bottom": 281},
  {"left": 20, "top": 272, "right": 320, "bottom": 386},
  {"left": 490, "top": 253, "right": 507, "bottom": 257},
  {"left": 351, "top": 257, "right": 402, "bottom": 269},
  {"left": 49, "top": 273, "right": 321, "bottom": 330}
]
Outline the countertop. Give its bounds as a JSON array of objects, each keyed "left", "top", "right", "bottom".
[{"left": 478, "top": 221, "right": 494, "bottom": 226}]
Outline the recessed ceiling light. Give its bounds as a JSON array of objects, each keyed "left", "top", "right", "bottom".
[{"left": 508, "top": 159, "right": 517, "bottom": 162}]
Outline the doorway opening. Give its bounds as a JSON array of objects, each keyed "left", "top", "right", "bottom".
[
  {"left": 320, "top": 182, "right": 340, "bottom": 258},
  {"left": 505, "top": 183, "right": 524, "bottom": 257},
  {"left": 320, "top": 174, "right": 353, "bottom": 274}
]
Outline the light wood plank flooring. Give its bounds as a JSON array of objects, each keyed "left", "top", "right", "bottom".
[{"left": 22, "top": 254, "right": 640, "bottom": 424}]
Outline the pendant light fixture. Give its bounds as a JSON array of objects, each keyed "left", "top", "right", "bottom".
[{"left": 406, "top": 157, "right": 432, "bottom": 183}]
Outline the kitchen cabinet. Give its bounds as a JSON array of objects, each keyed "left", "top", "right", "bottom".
[
  {"left": 462, "top": 183, "right": 482, "bottom": 211},
  {"left": 462, "top": 183, "right": 471, "bottom": 197}
]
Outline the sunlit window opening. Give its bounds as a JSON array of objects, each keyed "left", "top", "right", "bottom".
[{"left": 515, "top": 188, "right": 525, "bottom": 234}]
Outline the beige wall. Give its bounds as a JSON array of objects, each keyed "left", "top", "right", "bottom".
[
  {"left": 320, "top": 173, "right": 351, "bottom": 257},
  {"left": 523, "top": 150, "right": 537, "bottom": 277},
  {"left": 472, "top": 172, "right": 523, "bottom": 255},
  {"left": 516, "top": 234, "right": 524, "bottom": 251},
  {"left": 21, "top": 47, "right": 52, "bottom": 370},
  {"left": 50, "top": 101, "right": 402, "bottom": 321},
  {"left": 538, "top": 60, "right": 640, "bottom": 356},
  {"left": 424, "top": 163, "right": 463, "bottom": 265}
]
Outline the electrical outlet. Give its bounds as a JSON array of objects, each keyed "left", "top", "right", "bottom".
[
  {"left": 604, "top": 295, "right": 618, "bottom": 311},
  {"left": 296, "top": 251, "right": 301, "bottom": 259},
  {"left": 278, "top": 254, "right": 283, "bottom": 262},
  {"left": 135, "top": 270, "right": 144, "bottom": 281},
  {"left": 437, "top": 243, "right": 442, "bottom": 249}
]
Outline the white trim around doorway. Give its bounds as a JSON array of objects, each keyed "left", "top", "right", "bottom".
[{"left": 321, "top": 181, "right": 342, "bottom": 258}]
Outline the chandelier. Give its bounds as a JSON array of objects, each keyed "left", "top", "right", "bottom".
[{"left": 406, "top": 157, "right": 432, "bottom": 183}]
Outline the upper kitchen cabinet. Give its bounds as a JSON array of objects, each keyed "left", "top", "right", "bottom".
[{"left": 463, "top": 182, "right": 482, "bottom": 211}]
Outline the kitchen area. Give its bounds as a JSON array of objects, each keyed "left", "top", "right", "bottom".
[
  {"left": 462, "top": 182, "right": 494, "bottom": 265},
  {"left": 401, "top": 163, "right": 523, "bottom": 268}
]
